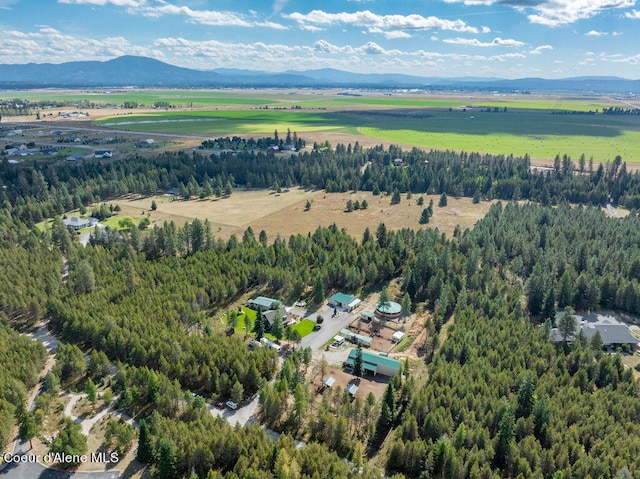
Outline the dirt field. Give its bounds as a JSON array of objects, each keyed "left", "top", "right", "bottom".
[
  {"left": 309, "top": 353, "right": 389, "bottom": 402},
  {"left": 111, "top": 188, "right": 495, "bottom": 241}
]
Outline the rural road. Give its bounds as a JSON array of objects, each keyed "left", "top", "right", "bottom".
[{"left": 294, "top": 305, "right": 358, "bottom": 352}]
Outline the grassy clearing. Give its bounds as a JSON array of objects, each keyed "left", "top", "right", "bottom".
[
  {"left": 112, "top": 188, "right": 495, "bottom": 242},
  {"left": 292, "top": 319, "right": 316, "bottom": 338}
]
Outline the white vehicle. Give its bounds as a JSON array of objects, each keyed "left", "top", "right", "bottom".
[{"left": 225, "top": 400, "right": 238, "bottom": 410}]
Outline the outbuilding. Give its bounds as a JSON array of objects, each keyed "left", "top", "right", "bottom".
[
  {"left": 376, "top": 301, "right": 402, "bottom": 320},
  {"left": 345, "top": 348, "right": 401, "bottom": 377},
  {"left": 328, "top": 292, "right": 361, "bottom": 312}
]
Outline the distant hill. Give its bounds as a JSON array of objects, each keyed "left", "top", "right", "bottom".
[{"left": 0, "top": 55, "right": 638, "bottom": 93}]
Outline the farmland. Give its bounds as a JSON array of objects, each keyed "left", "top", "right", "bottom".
[{"left": 6, "top": 88, "right": 640, "bottom": 164}]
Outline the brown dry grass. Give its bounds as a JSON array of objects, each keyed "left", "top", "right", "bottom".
[{"left": 111, "top": 189, "right": 495, "bottom": 242}]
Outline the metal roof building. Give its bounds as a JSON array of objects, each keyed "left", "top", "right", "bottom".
[{"left": 345, "top": 348, "right": 401, "bottom": 377}]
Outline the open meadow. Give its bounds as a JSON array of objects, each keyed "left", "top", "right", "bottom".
[{"left": 109, "top": 188, "right": 495, "bottom": 241}]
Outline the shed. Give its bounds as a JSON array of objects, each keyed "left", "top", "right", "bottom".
[
  {"left": 328, "top": 292, "right": 361, "bottom": 312},
  {"left": 346, "top": 383, "right": 359, "bottom": 396},
  {"left": 360, "top": 311, "right": 375, "bottom": 322},
  {"left": 322, "top": 376, "right": 336, "bottom": 388},
  {"left": 392, "top": 331, "right": 405, "bottom": 342}
]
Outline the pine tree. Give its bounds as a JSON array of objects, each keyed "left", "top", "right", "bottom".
[
  {"left": 156, "top": 438, "right": 177, "bottom": 479},
  {"left": 254, "top": 308, "right": 265, "bottom": 340},
  {"left": 313, "top": 274, "right": 325, "bottom": 305},
  {"left": 353, "top": 346, "right": 363, "bottom": 377},
  {"left": 136, "top": 419, "right": 154, "bottom": 463}
]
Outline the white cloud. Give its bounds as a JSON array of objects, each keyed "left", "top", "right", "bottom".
[
  {"left": 443, "top": 0, "right": 635, "bottom": 26},
  {"left": 530, "top": 44, "right": 553, "bottom": 54},
  {"left": 368, "top": 27, "right": 412, "bottom": 39},
  {"left": 585, "top": 30, "right": 606, "bottom": 36},
  {"left": 300, "top": 24, "right": 324, "bottom": 32},
  {"left": 357, "top": 41, "right": 386, "bottom": 54},
  {"left": 612, "top": 31, "right": 623, "bottom": 35},
  {"left": 481, "top": 26, "right": 492, "bottom": 33},
  {"left": 625, "top": 9, "right": 640, "bottom": 18},
  {"left": 313, "top": 39, "right": 354, "bottom": 54},
  {"left": 0, "top": 27, "right": 148, "bottom": 64},
  {"left": 57, "top": 0, "right": 144, "bottom": 5},
  {"left": 443, "top": 36, "right": 524, "bottom": 47},
  {"left": 283, "top": 10, "right": 478, "bottom": 33}
]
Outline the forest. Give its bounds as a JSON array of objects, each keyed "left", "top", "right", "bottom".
[
  {"left": 2, "top": 138, "right": 640, "bottom": 225},
  {"left": 1, "top": 138, "right": 640, "bottom": 478}
]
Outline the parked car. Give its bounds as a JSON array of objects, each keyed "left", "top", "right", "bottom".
[
  {"left": 215, "top": 402, "right": 225, "bottom": 409},
  {"left": 225, "top": 400, "right": 238, "bottom": 410}
]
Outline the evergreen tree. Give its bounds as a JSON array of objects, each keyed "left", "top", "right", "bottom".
[
  {"left": 313, "top": 274, "right": 325, "bottom": 305},
  {"left": 136, "top": 418, "right": 154, "bottom": 463},
  {"left": 254, "top": 308, "right": 265, "bottom": 340},
  {"left": 516, "top": 372, "right": 535, "bottom": 418},
  {"left": 19, "top": 411, "right": 38, "bottom": 450},
  {"left": 156, "top": 438, "right": 177, "bottom": 479},
  {"left": 271, "top": 311, "right": 284, "bottom": 342},
  {"left": 401, "top": 292, "right": 412, "bottom": 314},
  {"left": 542, "top": 287, "right": 556, "bottom": 322},
  {"left": 558, "top": 307, "right": 577, "bottom": 343},
  {"left": 353, "top": 346, "right": 363, "bottom": 377},
  {"left": 495, "top": 401, "right": 515, "bottom": 468},
  {"left": 419, "top": 208, "right": 431, "bottom": 224},
  {"left": 85, "top": 378, "right": 97, "bottom": 408},
  {"left": 438, "top": 192, "right": 448, "bottom": 207}
]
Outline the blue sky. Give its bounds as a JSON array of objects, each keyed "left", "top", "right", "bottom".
[{"left": 0, "top": 0, "right": 638, "bottom": 78}]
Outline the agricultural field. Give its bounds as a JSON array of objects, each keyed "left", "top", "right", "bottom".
[{"left": 6, "top": 88, "right": 640, "bottom": 164}]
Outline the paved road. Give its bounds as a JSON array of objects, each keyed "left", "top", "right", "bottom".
[{"left": 296, "top": 305, "right": 357, "bottom": 352}]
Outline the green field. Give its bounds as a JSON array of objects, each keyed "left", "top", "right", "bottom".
[
  {"left": 94, "top": 105, "right": 640, "bottom": 163},
  {"left": 95, "top": 109, "right": 356, "bottom": 135},
  {"left": 13, "top": 88, "right": 640, "bottom": 163}
]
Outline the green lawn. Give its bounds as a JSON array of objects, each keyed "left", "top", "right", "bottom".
[{"left": 291, "top": 319, "right": 316, "bottom": 338}]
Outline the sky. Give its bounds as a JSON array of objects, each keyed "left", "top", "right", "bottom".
[{"left": 0, "top": 0, "right": 638, "bottom": 79}]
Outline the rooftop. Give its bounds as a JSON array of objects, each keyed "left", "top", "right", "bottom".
[
  {"left": 376, "top": 301, "right": 402, "bottom": 315},
  {"left": 329, "top": 292, "right": 357, "bottom": 304},
  {"left": 346, "top": 348, "right": 401, "bottom": 371}
]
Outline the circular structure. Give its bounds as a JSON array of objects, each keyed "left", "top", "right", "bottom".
[{"left": 375, "top": 301, "right": 402, "bottom": 319}]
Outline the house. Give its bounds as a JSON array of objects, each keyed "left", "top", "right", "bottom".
[
  {"left": 262, "top": 306, "right": 290, "bottom": 329},
  {"left": 247, "top": 296, "right": 280, "bottom": 311},
  {"left": 340, "top": 328, "right": 373, "bottom": 348},
  {"left": 345, "top": 348, "right": 401, "bottom": 377},
  {"left": 66, "top": 153, "right": 85, "bottom": 162},
  {"left": 63, "top": 216, "right": 99, "bottom": 230},
  {"left": 328, "top": 292, "right": 361, "bottom": 312},
  {"left": 40, "top": 147, "right": 58, "bottom": 156},
  {"left": 136, "top": 139, "right": 155, "bottom": 148},
  {"left": 94, "top": 149, "right": 113, "bottom": 158},
  {"left": 552, "top": 323, "right": 639, "bottom": 349}
]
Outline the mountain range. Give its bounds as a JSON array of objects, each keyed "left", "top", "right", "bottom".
[{"left": 0, "top": 55, "right": 638, "bottom": 94}]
